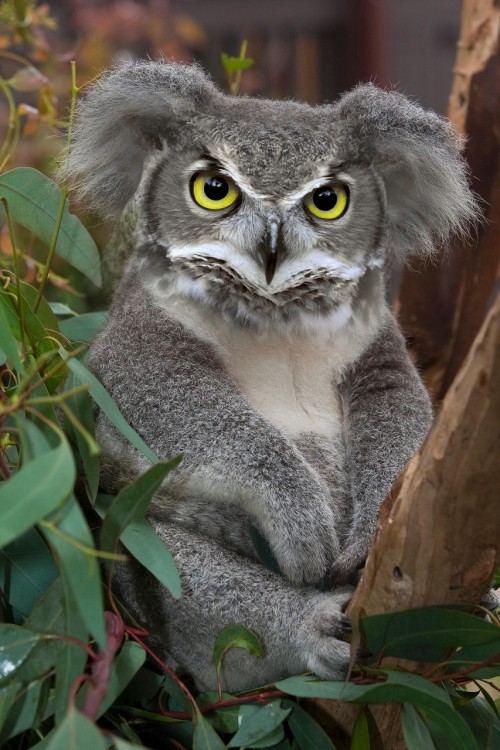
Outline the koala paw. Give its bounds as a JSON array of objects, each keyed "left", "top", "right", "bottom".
[
  {"left": 299, "top": 587, "right": 354, "bottom": 681},
  {"left": 327, "top": 539, "right": 368, "bottom": 586},
  {"left": 272, "top": 519, "right": 342, "bottom": 586}
]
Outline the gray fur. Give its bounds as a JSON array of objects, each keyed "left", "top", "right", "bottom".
[{"left": 65, "top": 61, "right": 476, "bottom": 690}]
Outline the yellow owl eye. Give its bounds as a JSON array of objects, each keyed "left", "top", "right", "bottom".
[
  {"left": 304, "top": 183, "right": 349, "bottom": 220},
  {"left": 191, "top": 171, "right": 240, "bottom": 210}
]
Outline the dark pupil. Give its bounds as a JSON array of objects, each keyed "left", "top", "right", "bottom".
[
  {"left": 313, "top": 187, "right": 338, "bottom": 212},
  {"left": 204, "top": 176, "right": 229, "bottom": 201}
]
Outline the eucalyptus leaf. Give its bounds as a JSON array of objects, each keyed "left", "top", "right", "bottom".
[
  {"left": 95, "top": 494, "right": 182, "bottom": 599},
  {"left": 193, "top": 710, "right": 228, "bottom": 749},
  {"left": 60, "top": 312, "right": 108, "bottom": 343},
  {"left": 61, "top": 350, "right": 159, "bottom": 463},
  {"left": 198, "top": 692, "right": 239, "bottom": 734},
  {"left": 0, "top": 527, "right": 57, "bottom": 620},
  {"left": 361, "top": 607, "right": 500, "bottom": 662},
  {"left": 0, "top": 168, "right": 101, "bottom": 286},
  {"left": 220, "top": 53, "right": 254, "bottom": 75},
  {"left": 213, "top": 623, "right": 263, "bottom": 676},
  {"left": 0, "top": 438, "right": 75, "bottom": 549},
  {"left": 277, "top": 671, "right": 451, "bottom": 709},
  {"left": 45, "top": 705, "right": 107, "bottom": 750},
  {"left": 457, "top": 696, "right": 500, "bottom": 750},
  {"left": 401, "top": 704, "right": 436, "bottom": 750},
  {"left": 40, "top": 496, "right": 106, "bottom": 649},
  {"left": 0, "top": 292, "right": 23, "bottom": 372},
  {"left": 350, "top": 706, "right": 370, "bottom": 749},
  {"left": 421, "top": 703, "right": 479, "bottom": 750},
  {"left": 228, "top": 701, "right": 291, "bottom": 748},
  {"left": 285, "top": 700, "right": 337, "bottom": 750},
  {"left": 0, "top": 675, "right": 51, "bottom": 742},
  {"left": 64, "top": 372, "right": 100, "bottom": 500},
  {"left": 0, "top": 625, "right": 41, "bottom": 684},
  {"left": 113, "top": 740, "right": 147, "bottom": 750},
  {"left": 100, "top": 460, "right": 181, "bottom": 553}
]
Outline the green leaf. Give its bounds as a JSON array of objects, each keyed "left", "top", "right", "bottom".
[
  {"left": 64, "top": 372, "right": 100, "bottom": 500},
  {"left": 0, "top": 168, "right": 101, "bottom": 286},
  {"left": 0, "top": 625, "right": 41, "bottom": 683},
  {"left": 213, "top": 623, "right": 263, "bottom": 676},
  {"left": 421, "top": 704, "right": 479, "bottom": 750},
  {"left": 0, "top": 438, "right": 76, "bottom": 549},
  {"left": 285, "top": 701, "right": 337, "bottom": 750},
  {"left": 220, "top": 53, "right": 254, "bottom": 75},
  {"left": 0, "top": 527, "right": 57, "bottom": 620},
  {"left": 457, "top": 696, "right": 500, "bottom": 750},
  {"left": 0, "top": 292, "right": 24, "bottom": 372},
  {"left": 350, "top": 706, "right": 370, "bottom": 749},
  {"left": 361, "top": 607, "right": 500, "bottom": 662},
  {"left": 401, "top": 704, "right": 436, "bottom": 750},
  {"left": 60, "top": 312, "right": 108, "bottom": 343},
  {"left": 0, "top": 675, "right": 51, "bottom": 741},
  {"left": 0, "top": 682, "right": 19, "bottom": 734},
  {"left": 45, "top": 706, "right": 107, "bottom": 750},
  {"left": 228, "top": 701, "right": 291, "bottom": 748},
  {"left": 276, "top": 671, "right": 452, "bottom": 708},
  {"left": 95, "top": 495, "right": 182, "bottom": 599},
  {"left": 61, "top": 350, "right": 159, "bottom": 463},
  {"left": 94, "top": 641, "right": 146, "bottom": 718},
  {"left": 193, "top": 710, "right": 228, "bottom": 750},
  {"left": 25, "top": 576, "right": 89, "bottom": 723},
  {"left": 113, "top": 740, "right": 147, "bottom": 750},
  {"left": 40, "top": 496, "right": 106, "bottom": 649},
  {"left": 100, "top": 460, "right": 181, "bottom": 553}
]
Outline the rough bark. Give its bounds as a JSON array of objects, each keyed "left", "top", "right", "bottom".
[{"left": 312, "top": 4, "right": 500, "bottom": 745}]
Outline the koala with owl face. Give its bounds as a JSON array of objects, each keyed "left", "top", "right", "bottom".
[{"left": 65, "top": 62, "right": 476, "bottom": 691}]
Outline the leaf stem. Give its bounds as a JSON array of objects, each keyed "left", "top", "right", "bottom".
[{"left": 231, "top": 39, "right": 248, "bottom": 96}]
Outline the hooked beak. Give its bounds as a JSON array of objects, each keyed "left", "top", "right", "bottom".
[{"left": 260, "top": 219, "right": 281, "bottom": 285}]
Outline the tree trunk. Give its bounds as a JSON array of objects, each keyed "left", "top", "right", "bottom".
[{"left": 312, "top": 2, "right": 500, "bottom": 746}]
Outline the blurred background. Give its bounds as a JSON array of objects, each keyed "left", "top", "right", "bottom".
[{"left": 53, "top": 0, "right": 462, "bottom": 112}]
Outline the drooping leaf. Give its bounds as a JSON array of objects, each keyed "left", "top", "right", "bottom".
[
  {"left": 0, "top": 527, "right": 57, "bottom": 621},
  {"left": 61, "top": 350, "right": 159, "bottom": 463},
  {"left": 8, "top": 66, "right": 49, "bottom": 92},
  {"left": 0, "top": 290, "right": 24, "bottom": 372},
  {"left": 64, "top": 372, "right": 100, "bottom": 500},
  {"left": 193, "top": 710, "right": 228, "bottom": 750},
  {"left": 0, "top": 682, "right": 19, "bottom": 734},
  {"left": 420, "top": 704, "right": 479, "bottom": 750},
  {"left": 44, "top": 705, "right": 107, "bottom": 750},
  {"left": 0, "top": 168, "right": 101, "bottom": 286},
  {"left": 350, "top": 706, "right": 370, "bottom": 749},
  {"left": 361, "top": 607, "right": 500, "bottom": 663},
  {"left": 401, "top": 704, "right": 436, "bottom": 750},
  {"left": 285, "top": 700, "right": 337, "bottom": 750},
  {"left": 40, "top": 496, "right": 106, "bottom": 649},
  {"left": 60, "top": 312, "right": 108, "bottom": 343},
  {"left": 95, "top": 495, "right": 182, "bottom": 599},
  {"left": 457, "top": 696, "right": 500, "bottom": 750},
  {"left": 100, "top": 460, "right": 181, "bottom": 553},
  {"left": 113, "top": 740, "right": 147, "bottom": 750},
  {"left": 228, "top": 701, "right": 291, "bottom": 748},
  {"left": 213, "top": 623, "right": 263, "bottom": 677},
  {"left": 0, "top": 624, "right": 41, "bottom": 683},
  {"left": 0, "top": 438, "right": 76, "bottom": 549}
]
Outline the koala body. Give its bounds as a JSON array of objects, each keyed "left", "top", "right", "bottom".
[{"left": 65, "top": 62, "right": 476, "bottom": 691}]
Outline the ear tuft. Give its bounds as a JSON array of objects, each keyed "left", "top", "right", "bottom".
[
  {"left": 61, "top": 61, "right": 221, "bottom": 219},
  {"left": 335, "top": 84, "right": 479, "bottom": 260}
]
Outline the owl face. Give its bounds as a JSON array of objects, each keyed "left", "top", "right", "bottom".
[
  {"left": 140, "top": 108, "right": 386, "bottom": 329},
  {"left": 67, "top": 61, "right": 476, "bottom": 329}
]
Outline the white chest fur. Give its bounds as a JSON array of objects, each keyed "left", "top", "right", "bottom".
[{"left": 147, "top": 278, "right": 387, "bottom": 440}]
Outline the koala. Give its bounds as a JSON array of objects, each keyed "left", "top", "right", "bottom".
[{"left": 64, "top": 61, "right": 476, "bottom": 691}]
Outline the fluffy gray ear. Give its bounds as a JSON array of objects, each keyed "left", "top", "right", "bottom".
[
  {"left": 62, "top": 61, "right": 221, "bottom": 219},
  {"left": 334, "top": 84, "right": 478, "bottom": 260}
]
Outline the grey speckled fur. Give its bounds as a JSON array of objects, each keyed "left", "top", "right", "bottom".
[{"left": 65, "top": 61, "right": 477, "bottom": 691}]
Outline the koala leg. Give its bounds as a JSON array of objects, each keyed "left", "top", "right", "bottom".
[{"left": 114, "top": 520, "right": 353, "bottom": 693}]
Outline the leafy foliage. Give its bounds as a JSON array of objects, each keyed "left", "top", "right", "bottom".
[{"left": 0, "top": 4, "right": 499, "bottom": 748}]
